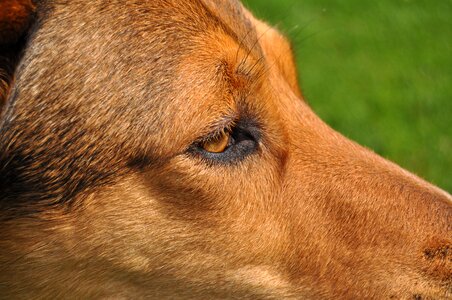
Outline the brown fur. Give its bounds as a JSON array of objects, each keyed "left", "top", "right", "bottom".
[{"left": 0, "top": 0, "right": 451, "bottom": 298}]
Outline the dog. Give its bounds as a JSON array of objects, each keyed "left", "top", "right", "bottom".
[{"left": 0, "top": 0, "right": 450, "bottom": 298}]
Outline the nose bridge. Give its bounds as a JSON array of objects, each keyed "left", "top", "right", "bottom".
[
  {"left": 272, "top": 76, "right": 452, "bottom": 294},
  {"left": 271, "top": 68, "right": 452, "bottom": 222},
  {"left": 267, "top": 65, "right": 452, "bottom": 232},
  {"left": 288, "top": 88, "right": 451, "bottom": 232},
  {"left": 286, "top": 112, "right": 452, "bottom": 237}
]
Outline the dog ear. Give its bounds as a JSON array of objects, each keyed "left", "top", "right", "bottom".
[{"left": 0, "top": 0, "right": 36, "bottom": 112}]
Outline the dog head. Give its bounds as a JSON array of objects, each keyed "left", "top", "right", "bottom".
[{"left": 0, "top": 0, "right": 450, "bottom": 298}]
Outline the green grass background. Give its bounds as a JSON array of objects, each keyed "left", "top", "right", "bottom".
[{"left": 244, "top": 0, "right": 451, "bottom": 192}]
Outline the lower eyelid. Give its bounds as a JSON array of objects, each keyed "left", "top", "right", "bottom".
[{"left": 195, "top": 139, "right": 257, "bottom": 163}]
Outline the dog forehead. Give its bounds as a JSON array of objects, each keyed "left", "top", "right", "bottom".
[{"left": 148, "top": 0, "right": 260, "bottom": 56}]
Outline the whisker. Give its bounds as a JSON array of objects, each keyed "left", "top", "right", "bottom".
[
  {"left": 234, "top": 27, "right": 255, "bottom": 66},
  {"left": 243, "top": 55, "right": 265, "bottom": 78},
  {"left": 237, "top": 26, "right": 273, "bottom": 73}
]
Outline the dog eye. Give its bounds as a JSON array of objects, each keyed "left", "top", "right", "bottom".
[
  {"left": 189, "top": 121, "right": 259, "bottom": 164},
  {"left": 201, "top": 130, "right": 231, "bottom": 153}
]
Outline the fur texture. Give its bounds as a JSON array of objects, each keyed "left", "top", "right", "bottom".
[{"left": 0, "top": 0, "right": 451, "bottom": 298}]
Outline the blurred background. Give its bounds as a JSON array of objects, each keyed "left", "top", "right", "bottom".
[{"left": 244, "top": 0, "right": 451, "bottom": 192}]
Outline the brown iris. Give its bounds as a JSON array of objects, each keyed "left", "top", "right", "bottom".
[{"left": 201, "top": 130, "right": 231, "bottom": 153}]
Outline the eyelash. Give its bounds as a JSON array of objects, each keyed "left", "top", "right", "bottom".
[{"left": 203, "top": 123, "right": 235, "bottom": 144}]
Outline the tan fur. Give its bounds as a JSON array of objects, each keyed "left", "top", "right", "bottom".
[{"left": 0, "top": 0, "right": 451, "bottom": 299}]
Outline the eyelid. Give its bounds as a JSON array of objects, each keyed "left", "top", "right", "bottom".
[
  {"left": 202, "top": 122, "right": 235, "bottom": 143},
  {"left": 194, "top": 115, "right": 237, "bottom": 144}
]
